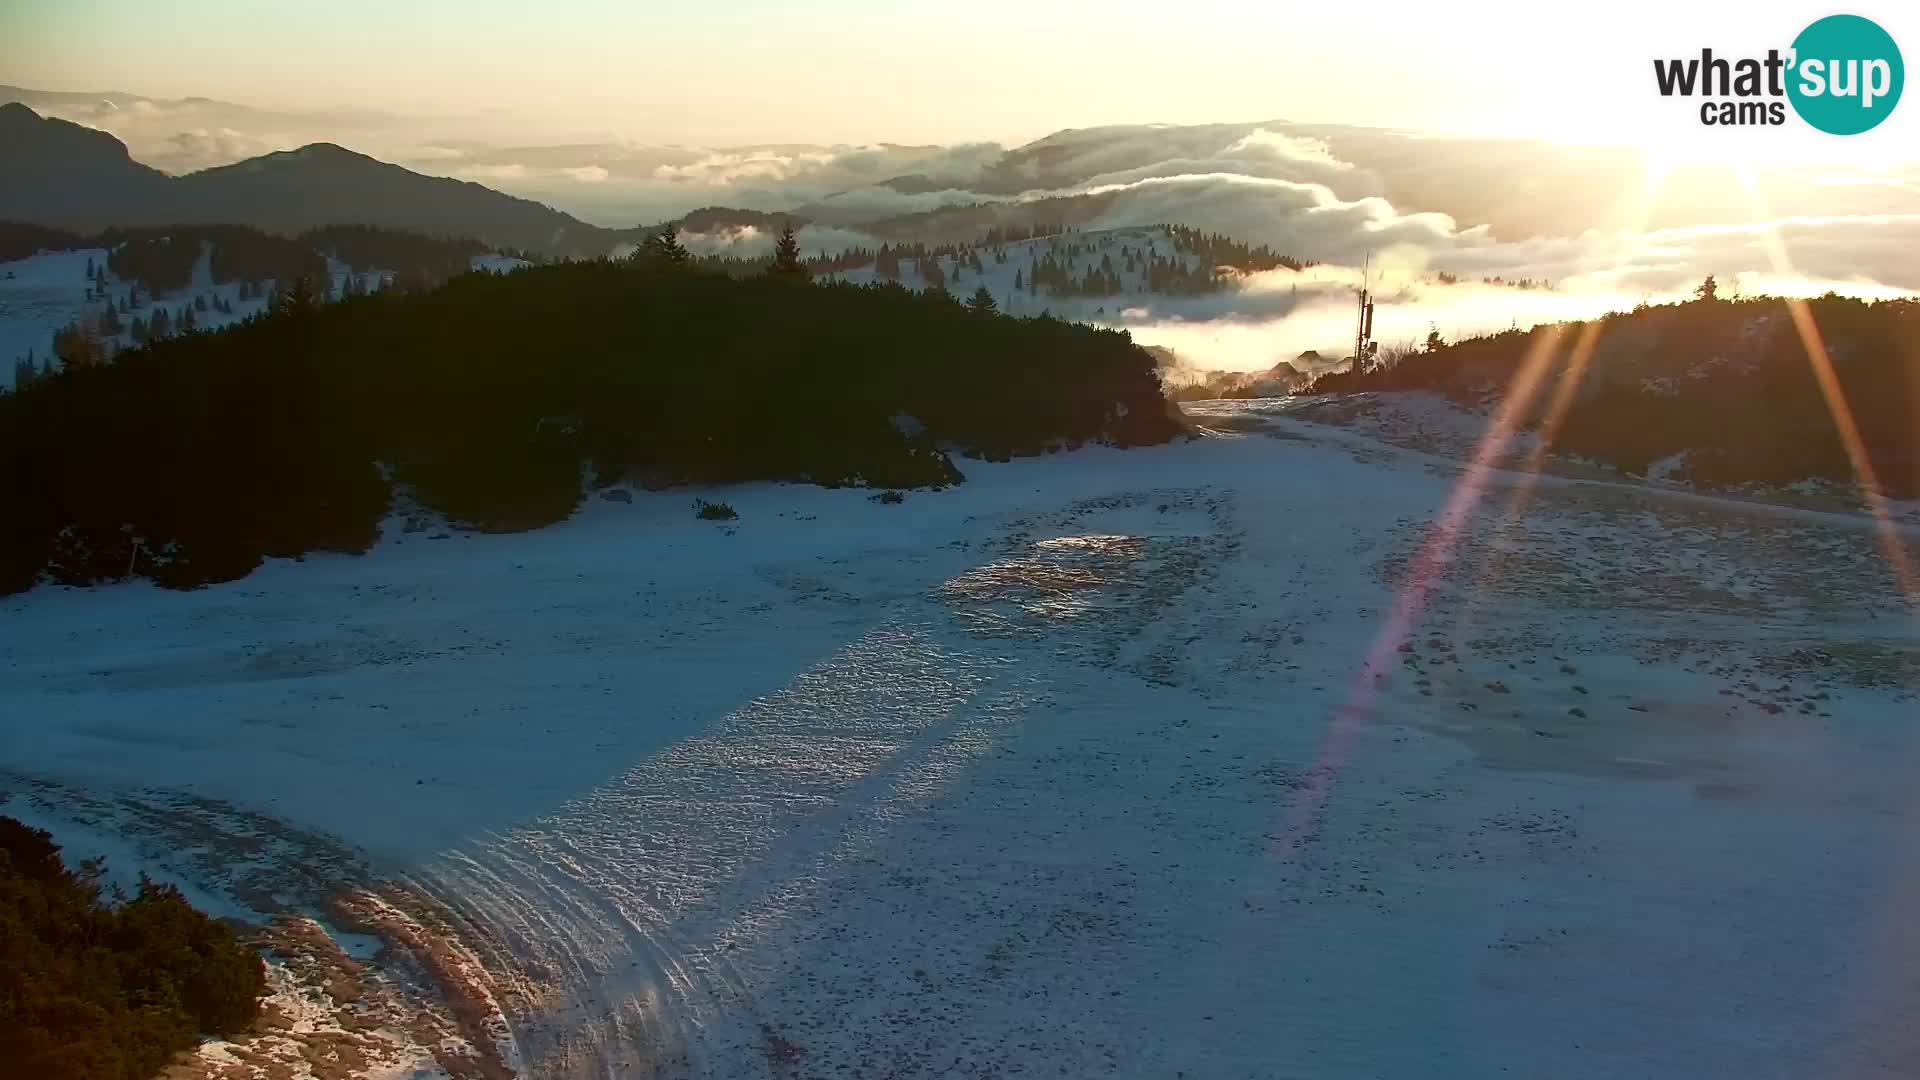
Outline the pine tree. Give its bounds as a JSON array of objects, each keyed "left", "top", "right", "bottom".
[
  {"left": 52, "top": 320, "right": 106, "bottom": 369},
  {"left": 85, "top": 256, "right": 94, "bottom": 279},
  {"left": 768, "top": 223, "right": 808, "bottom": 280},
  {"left": 195, "top": 294, "right": 208, "bottom": 312},
  {"left": 148, "top": 306, "right": 172, "bottom": 340},
  {"left": 1013, "top": 268, "right": 1023, "bottom": 293},
  {"left": 641, "top": 227, "right": 691, "bottom": 267},
  {"left": 179, "top": 305, "right": 197, "bottom": 334},
  {"left": 965, "top": 286, "right": 998, "bottom": 315},
  {"left": 276, "top": 276, "right": 321, "bottom": 317}
]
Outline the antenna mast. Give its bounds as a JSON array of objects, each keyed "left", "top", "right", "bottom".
[{"left": 1354, "top": 251, "right": 1376, "bottom": 376}]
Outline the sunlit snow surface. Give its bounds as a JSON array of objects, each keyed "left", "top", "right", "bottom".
[{"left": 4, "top": 399, "right": 1919, "bottom": 1079}]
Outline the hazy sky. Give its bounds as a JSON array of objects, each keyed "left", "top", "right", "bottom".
[{"left": 5, "top": 0, "right": 1913, "bottom": 155}]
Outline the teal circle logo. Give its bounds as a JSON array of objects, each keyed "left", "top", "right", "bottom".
[{"left": 1788, "top": 14, "right": 1903, "bottom": 134}]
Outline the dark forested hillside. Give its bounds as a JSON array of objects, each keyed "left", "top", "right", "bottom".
[
  {"left": 0, "top": 262, "right": 1181, "bottom": 593},
  {"left": 1310, "top": 291, "right": 1920, "bottom": 496},
  {"left": 100, "top": 225, "right": 331, "bottom": 294},
  {"left": 299, "top": 224, "right": 489, "bottom": 287},
  {"left": 0, "top": 221, "right": 87, "bottom": 261},
  {"left": 2, "top": 221, "right": 493, "bottom": 296}
]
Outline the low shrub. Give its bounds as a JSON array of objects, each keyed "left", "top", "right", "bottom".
[{"left": 0, "top": 816, "right": 266, "bottom": 1080}]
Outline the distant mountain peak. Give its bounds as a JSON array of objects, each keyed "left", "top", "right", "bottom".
[
  {"left": 250, "top": 142, "right": 381, "bottom": 167},
  {"left": 0, "top": 102, "right": 153, "bottom": 163},
  {"left": 0, "top": 103, "right": 170, "bottom": 224}
]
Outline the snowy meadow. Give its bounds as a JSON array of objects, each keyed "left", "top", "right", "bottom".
[{"left": 4, "top": 400, "right": 1916, "bottom": 1079}]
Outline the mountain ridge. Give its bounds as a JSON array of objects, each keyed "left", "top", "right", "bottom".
[{"left": 0, "top": 104, "right": 642, "bottom": 257}]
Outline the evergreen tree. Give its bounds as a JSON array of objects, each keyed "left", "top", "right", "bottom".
[
  {"left": 1695, "top": 274, "right": 1718, "bottom": 303},
  {"left": 276, "top": 276, "right": 322, "bottom": 317},
  {"left": 195, "top": 294, "right": 208, "bottom": 312},
  {"left": 768, "top": 223, "right": 808, "bottom": 280},
  {"left": 965, "top": 286, "right": 998, "bottom": 315},
  {"left": 641, "top": 227, "right": 691, "bottom": 267},
  {"left": 52, "top": 320, "right": 106, "bottom": 369},
  {"left": 179, "top": 305, "right": 197, "bottom": 334},
  {"left": 85, "top": 256, "right": 94, "bottom": 279},
  {"left": 1013, "top": 268, "right": 1023, "bottom": 292},
  {"left": 98, "top": 305, "right": 123, "bottom": 337},
  {"left": 148, "top": 306, "right": 172, "bottom": 340}
]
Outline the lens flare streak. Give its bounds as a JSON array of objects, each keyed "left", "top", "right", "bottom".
[{"left": 1270, "top": 325, "right": 1568, "bottom": 859}]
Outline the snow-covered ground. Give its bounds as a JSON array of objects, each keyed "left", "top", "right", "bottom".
[
  {"left": 3, "top": 403, "right": 1918, "bottom": 1078},
  {"left": 819, "top": 226, "right": 1206, "bottom": 319},
  {"left": 1, "top": 247, "right": 527, "bottom": 389},
  {"left": 1, "top": 246, "right": 277, "bottom": 386},
  {"left": 471, "top": 253, "right": 531, "bottom": 275}
]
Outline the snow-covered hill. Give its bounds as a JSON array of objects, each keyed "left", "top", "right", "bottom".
[
  {"left": 1, "top": 246, "right": 528, "bottom": 389},
  {"left": 822, "top": 226, "right": 1147, "bottom": 314},
  {"left": 822, "top": 224, "right": 1304, "bottom": 312}
]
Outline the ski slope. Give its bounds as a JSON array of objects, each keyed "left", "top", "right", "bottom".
[{"left": 2, "top": 400, "right": 1917, "bottom": 1078}]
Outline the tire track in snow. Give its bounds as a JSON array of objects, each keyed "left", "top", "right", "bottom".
[
  {"left": 382, "top": 489, "right": 1227, "bottom": 1077},
  {"left": 402, "top": 619, "right": 1013, "bottom": 1078}
]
